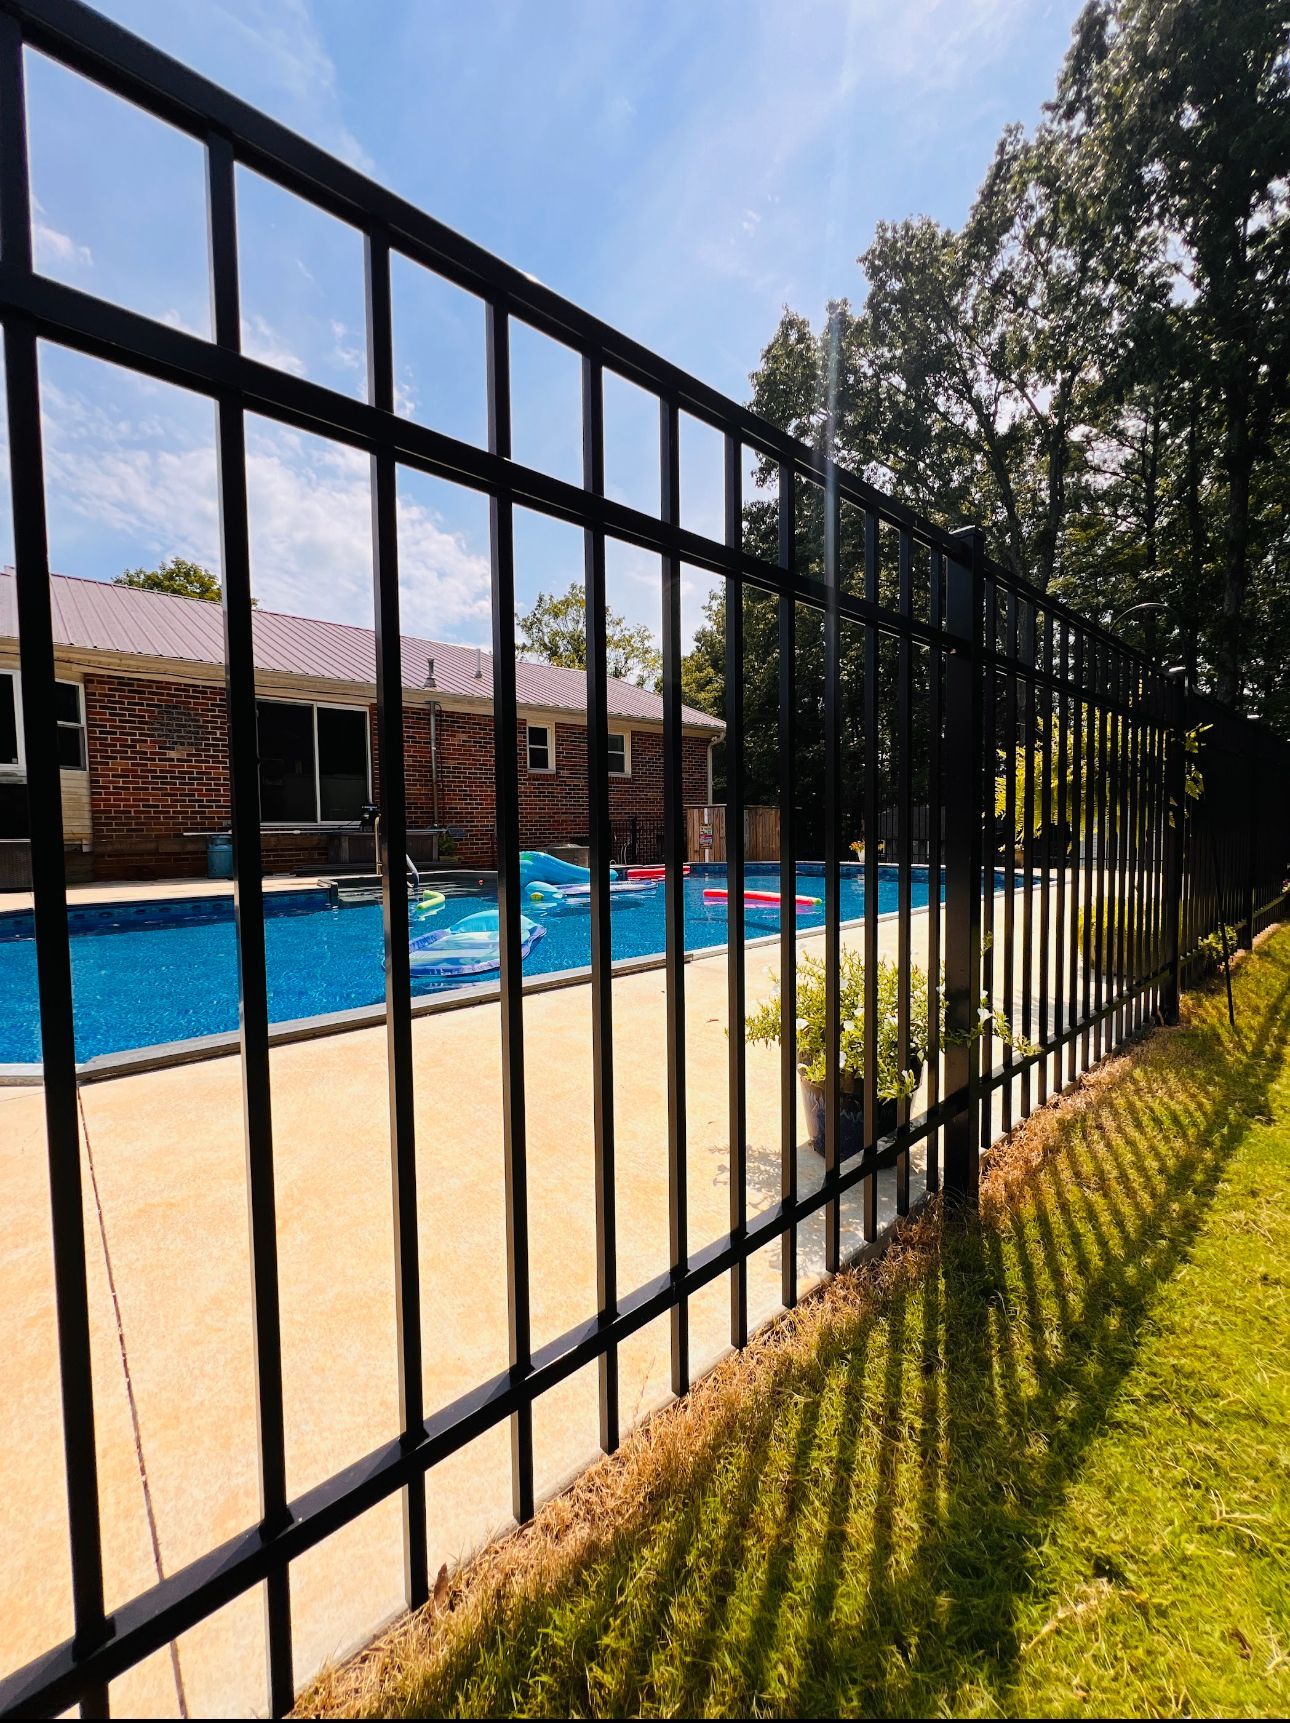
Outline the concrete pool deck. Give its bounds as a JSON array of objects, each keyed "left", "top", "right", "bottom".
[
  {"left": 0, "top": 873, "right": 333, "bottom": 914},
  {"left": 1, "top": 882, "right": 1082, "bottom": 1716}
]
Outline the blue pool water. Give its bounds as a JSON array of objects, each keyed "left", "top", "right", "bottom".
[{"left": 0, "top": 865, "right": 939, "bottom": 1065}]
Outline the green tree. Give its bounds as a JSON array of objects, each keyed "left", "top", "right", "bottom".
[
  {"left": 1054, "top": 0, "right": 1290, "bottom": 705},
  {"left": 516, "top": 582, "right": 662, "bottom": 689},
  {"left": 679, "top": 592, "right": 724, "bottom": 717},
  {"left": 743, "top": 0, "right": 1290, "bottom": 729},
  {"left": 115, "top": 557, "right": 231, "bottom": 603}
]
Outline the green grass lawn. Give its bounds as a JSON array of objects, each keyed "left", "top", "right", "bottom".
[{"left": 304, "top": 927, "right": 1290, "bottom": 1719}]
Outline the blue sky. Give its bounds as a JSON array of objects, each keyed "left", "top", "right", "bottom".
[{"left": 3, "top": 0, "right": 1082, "bottom": 653}]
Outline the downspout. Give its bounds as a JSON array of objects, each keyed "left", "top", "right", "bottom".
[
  {"left": 429, "top": 700, "right": 440, "bottom": 829},
  {"left": 429, "top": 699, "right": 441, "bottom": 861},
  {"left": 423, "top": 656, "right": 442, "bottom": 864}
]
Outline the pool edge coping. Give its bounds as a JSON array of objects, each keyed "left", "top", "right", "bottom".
[{"left": 0, "top": 902, "right": 926, "bottom": 1086}]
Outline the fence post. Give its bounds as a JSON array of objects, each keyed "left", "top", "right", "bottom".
[
  {"left": 1241, "top": 752, "right": 1257, "bottom": 951},
  {"left": 1160, "top": 675, "right": 1187, "bottom": 1024},
  {"left": 942, "top": 526, "right": 985, "bottom": 1207}
]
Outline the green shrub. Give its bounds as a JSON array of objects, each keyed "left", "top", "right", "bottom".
[
  {"left": 745, "top": 951, "right": 1036, "bottom": 1099},
  {"left": 745, "top": 950, "right": 928, "bottom": 1100},
  {"left": 1194, "top": 924, "right": 1238, "bottom": 975}
]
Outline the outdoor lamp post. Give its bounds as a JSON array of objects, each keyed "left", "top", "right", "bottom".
[{"left": 1111, "top": 598, "right": 1199, "bottom": 692}]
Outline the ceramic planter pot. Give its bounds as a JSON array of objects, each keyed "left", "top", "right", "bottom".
[{"left": 798, "top": 1063, "right": 923, "bottom": 1157}]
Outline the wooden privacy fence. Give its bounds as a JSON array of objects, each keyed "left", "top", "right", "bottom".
[{"left": 687, "top": 804, "right": 781, "bottom": 863}]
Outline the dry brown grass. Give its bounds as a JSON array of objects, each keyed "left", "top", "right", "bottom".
[{"left": 296, "top": 988, "right": 1180, "bottom": 1720}]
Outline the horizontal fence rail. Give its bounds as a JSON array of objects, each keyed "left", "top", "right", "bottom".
[{"left": 1, "top": 0, "right": 1288, "bottom": 1716}]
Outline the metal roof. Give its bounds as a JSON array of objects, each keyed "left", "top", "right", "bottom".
[{"left": 0, "top": 569, "right": 723, "bottom": 732}]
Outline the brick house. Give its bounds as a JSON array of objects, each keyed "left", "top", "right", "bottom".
[{"left": 0, "top": 570, "right": 721, "bottom": 883}]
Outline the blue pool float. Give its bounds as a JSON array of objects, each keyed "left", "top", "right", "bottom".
[
  {"left": 516, "top": 847, "right": 644, "bottom": 889},
  {"left": 518, "top": 849, "right": 654, "bottom": 909},
  {"left": 525, "top": 876, "right": 655, "bottom": 908},
  {"left": 517, "top": 850, "right": 606, "bottom": 890},
  {"left": 408, "top": 908, "right": 544, "bottom": 979}
]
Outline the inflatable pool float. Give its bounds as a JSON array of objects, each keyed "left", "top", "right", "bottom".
[
  {"left": 525, "top": 877, "right": 655, "bottom": 907},
  {"left": 408, "top": 909, "right": 544, "bottom": 979},
  {"left": 409, "top": 889, "right": 446, "bottom": 920},
  {"left": 624, "top": 865, "right": 689, "bottom": 879},
  {"left": 702, "top": 887, "right": 823, "bottom": 910},
  {"left": 518, "top": 851, "right": 616, "bottom": 891}
]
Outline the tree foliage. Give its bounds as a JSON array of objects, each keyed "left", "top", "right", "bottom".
[
  {"left": 741, "top": 0, "right": 1290, "bottom": 729},
  {"left": 516, "top": 582, "right": 662, "bottom": 689},
  {"left": 115, "top": 557, "right": 227, "bottom": 603}
]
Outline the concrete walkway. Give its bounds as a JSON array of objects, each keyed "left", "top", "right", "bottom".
[{"left": 1, "top": 884, "right": 1077, "bottom": 1716}]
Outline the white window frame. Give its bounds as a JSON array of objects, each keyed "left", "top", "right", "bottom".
[
  {"left": 256, "top": 695, "right": 372, "bottom": 825},
  {"left": 0, "top": 670, "right": 85, "bottom": 776},
  {"left": 526, "top": 721, "right": 553, "bottom": 774},
  {"left": 55, "top": 679, "right": 87, "bottom": 772},
  {"left": 607, "top": 729, "right": 630, "bottom": 777},
  {"left": 0, "top": 669, "right": 23, "bottom": 779}
]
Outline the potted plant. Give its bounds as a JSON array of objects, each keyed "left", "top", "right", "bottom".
[{"left": 746, "top": 948, "right": 1034, "bottom": 1157}]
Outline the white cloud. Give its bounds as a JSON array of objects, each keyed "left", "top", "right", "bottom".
[
  {"left": 35, "top": 377, "right": 492, "bottom": 642},
  {"left": 159, "top": 307, "right": 205, "bottom": 338},
  {"left": 590, "top": 0, "right": 1033, "bottom": 349},
  {"left": 329, "top": 318, "right": 364, "bottom": 374},
  {"left": 241, "top": 313, "right": 308, "bottom": 378},
  {"left": 33, "top": 220, "right": 92, "bottom": 270},
  {"left": 196, "top": 0, "right": 376, "bottom": 173}
]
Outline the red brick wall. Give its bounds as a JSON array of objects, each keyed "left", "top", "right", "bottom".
[
  {"left": 84, "top": 673, "right": 232, "bottom": 879},
  {"left": 436, "top": 709, "right": 711, "bottom": 867},
  {"left": 368, "top": 700, "right": 437, "bottom": 828},
  {"left": 80, "top": 671, "right": 713, "bottom": 878}
]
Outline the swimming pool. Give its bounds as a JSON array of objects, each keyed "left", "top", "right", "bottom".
[{"left": 0, "top": 864, "right": 940, "bottom": 1066}]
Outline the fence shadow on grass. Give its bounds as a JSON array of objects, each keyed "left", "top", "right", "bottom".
[{"left": 344, "top": 947, "right": 1290, "bottom": 1718}]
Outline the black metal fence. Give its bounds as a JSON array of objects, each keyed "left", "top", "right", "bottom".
[
  {"left": 1, "top": 1, "right": 1287, "bottom": 1716},
  {"left": 611, "top": 815, "right": 665, "bottom": 866}
]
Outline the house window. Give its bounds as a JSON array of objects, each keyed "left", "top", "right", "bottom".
[
  {"left": 607, "top": 730, "right": 629, "bottom": 776},
  {"left": 0, "top": 672, "right": 19, "bottom": 775},
  {"left": 257, "top": 699, "right": 370, "bottom": 823},
  {"left": 526, "top": 722, "right": 552, "bottom": 772},
  {"left": 0, "top": 672, "right": 84, "bottom": 772},
  {"left": 55, "top": 681, "right": 86, "bottom": 770}
]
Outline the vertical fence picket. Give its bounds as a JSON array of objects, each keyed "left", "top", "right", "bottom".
[
  {"left": 660, "top": 399, "right": 689, "bottom": 1393},
  {"left": 1002, "top": 593, "right": 1018, "bottom": 1132},
  {"left": 823, "top": 477, "right": 844, "bottom": 1269},
  {"left": 980, "top": 570, "right": 997, "bottom": 1151},
  {"left": 861, "top": 513, "right": 880, "bottom": 1241},
  {"left": 926, "top": 549, "right": 944, "bottom": 1193},
  {"left": 1038, "top": 610, "right": 1053, "bottom": 1104},
  {"left": 365, "top": 224, "right": 429, "bottom": 1611},
  {"left": 777, "top": 463, "right": 798, "bottom": 1309},
  {"left": 206, "top": 128, "right": 295, "bottom": 1717},
  {"left": 1081, "top": 641, "right": 1098, "bottom": 1072},
  {"left": 1053, "top": 620, "right": 1069, "bottom": 1092},
  {"left": 485, "top": 303, "right": 535, "bottom": 1525},
  {"left": 1020, "top": 599, "right": 1036, "bottom": 1119},
  {"left": 942, "top": 529, "right": 984, "bottom": 1204},
  {"left": 724, "top": 434, "right": 748, "bottom": 1346},
  {"left": 0, "top": 26, "right": 110, "bottom": 1717},
  {"left": 895, "top": 531, "right": 913, "bottom": 1214},
  {"left": 582, "top": 356, "right": 619, "bottom": 1455},
  {"left": 1069, "top": 631, "right": 1085, "bottom": 1084}
]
